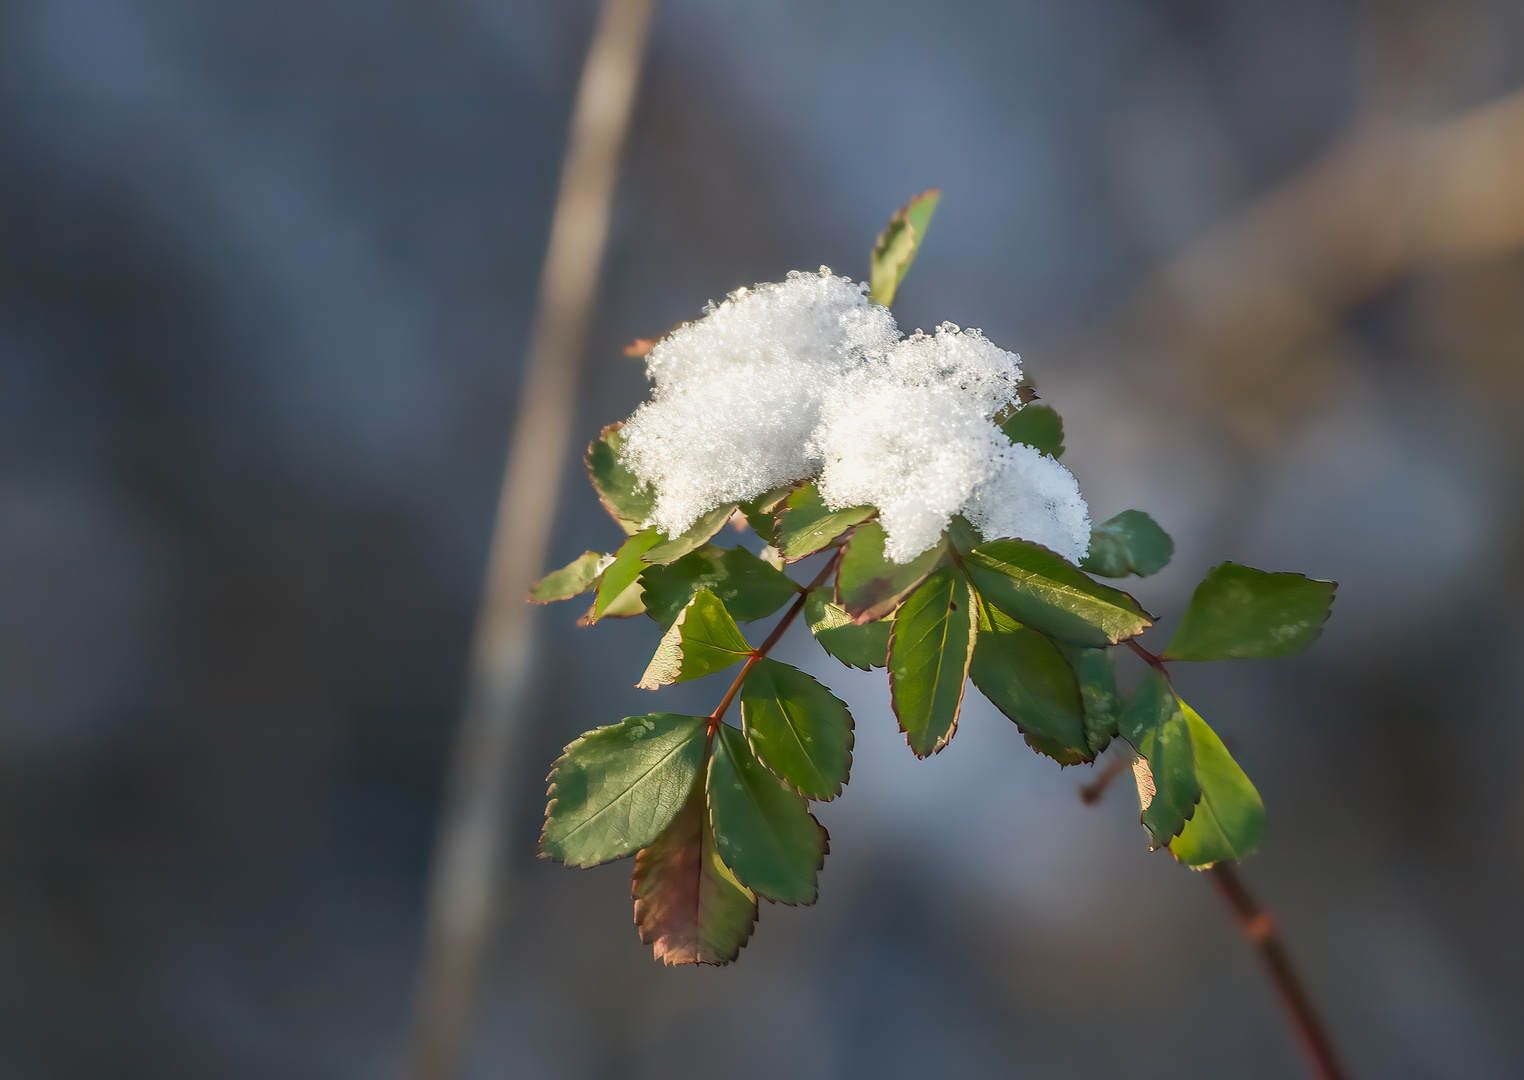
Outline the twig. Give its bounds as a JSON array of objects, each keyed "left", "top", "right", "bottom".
[
  {"left": 402, "top": 2, "right": 657, "bottom": 1077},
  {"left": 1124, "top": 638, "right": 1172, "bottom": 682},
  {"left": 1078, "top": 750, "right": 1133, "bottom": 805},
  {"left": 708, "top": 550, "right": 842, "bottom": 731},
  {"left": 1105, "top": 639, "right": 1348, "bottom": 1078},
  {"left": 1209, "top": 863, "right": 1350, "bottom": 1080}
]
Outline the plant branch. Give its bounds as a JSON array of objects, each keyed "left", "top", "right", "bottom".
[
  {"left": 1078, "top": 748, "right": 1134, "bottom": 805},
  {"left": 709, "top": 549, "right": 842, "bottom": 730},
  {"left": 1209, "top": 862, "right": 1350, "bottom": 1080},
  {"left": 1125, "top": 637, "right": 1172, "bottom": 683}
]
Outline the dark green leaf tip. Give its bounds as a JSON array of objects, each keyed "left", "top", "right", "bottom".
[
  {"left": 1164, "top": 562, "right": 1336, "bottom": 661},
  {"left": 999, "top": 403, "right": 1065, "bottom": 458},
  {"left": 1080, "top": 510, "right": 1175, "bottom": 579},
  {"left": 970, "top": 625, "right": 1091, "bottom": 765}
]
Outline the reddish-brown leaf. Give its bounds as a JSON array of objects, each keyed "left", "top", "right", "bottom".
[{"left": 632, "top": 780, "right": 757, "bottom": 966}]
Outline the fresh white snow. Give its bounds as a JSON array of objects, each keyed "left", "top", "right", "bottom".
[{"left": 618, "top": 269, "right": 1090, "bottom": 563}]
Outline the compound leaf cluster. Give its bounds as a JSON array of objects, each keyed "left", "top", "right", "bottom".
[{"left": 530, "top": 192, "right": 1337, "bottom": 964}]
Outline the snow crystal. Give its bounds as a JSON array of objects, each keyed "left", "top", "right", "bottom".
[
  {"left": 617, "top": 273, "right": 1091, "bottom": 564},
  {"left": 812, "top": 324, "right": 1034, "bottom": 562},
  {"left": 619, "top": 269, "right": 898, "bottom": 537},
  {"left": 963, "top": 443, "right": 1091, "bottom": 564}
]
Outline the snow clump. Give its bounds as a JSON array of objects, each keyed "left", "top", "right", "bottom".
[
  {"left": 619, "top": 270, "right": 899, "bottom": 537},
  {"left": 618, "top": 269, "right": 1090, "bottom": 564}
]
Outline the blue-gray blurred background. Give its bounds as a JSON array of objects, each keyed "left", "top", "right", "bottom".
[{"left": 3, "top": 0, "right": 1523, "bottom": 1076}]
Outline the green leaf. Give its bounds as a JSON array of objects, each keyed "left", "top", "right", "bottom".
[
  {"left": 581, "top": 577, "right": 645, "bottom": 623},
  {"left": 836, "top": 520, "right": 948, "bottom": 623},
  {"left": 1168, "top": 703, "right": 1264, "bottom": 868},
  {"left": 972, "top": 588, "right": 1023, "bottom": 634},
  {"left": 633, "top": 777, "right": 757, "bottom": 966},
  {"left": 888, "top": 565, "right": 977, "bottom": 757},
  {"left": 586, "top": 423, "right": 657, "bottom": 534},
  {"left": 738, "top": 485, "right": 794, "bottom": 546},
  {"left": 1080, "top": 510, "right": 1174, "bottom": 578},
  {"left": 1164, "top": 563, "right": 1336, "bottom": 661},
  {"left": 708, "top": 723, "right": 828, "bottom": 904},
  {"left": 945, "top": 514, "right": 984, "bottom": 557},
  {"left": 774, "top": 482, "right": 876, "bottom": 561},
  {"left": 969, "top": 625, "right": 1090, "bottom": 765},
  {"left": 1058, "top": 644, "right": 1121, "bottom": 756},
  {"left": 805, "top": 589, "right": 892, "bottom": 670},
  {"left": 999, "top": 403, "right": 1065, "bottom": 458},
  {"left": 644, "top": 502, "right": 739, "bottom": 566},
  {"left": 539, "top": 713, "right": 708, "bottom": 867},
  {"left": 640, "top": 545, "right": 798, "bottom": 630},
  {"left": 869, "top": 188, "right": 941, "bottom": 307},
  {"left": 592, "top": 529, "right": 661, "bottom": 621},
  {"left": 1120, "top": 671, "right": 1199, "bottom": 847},
  {"left": 963, "top": 538, "right": 1152, "bottom": 647},
  {"left": 637, "top": 589, "right": 753, "bottom": 689},
  {"left": 740, "top": 657, "right": 854, "bottom": 800},
  {"left": 529, "top": 551, "right": 608, "bottom": 603}
]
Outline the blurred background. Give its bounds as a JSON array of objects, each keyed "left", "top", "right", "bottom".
[{"left": 3, "top": 0, "right": 1523, "bottom": 1076}]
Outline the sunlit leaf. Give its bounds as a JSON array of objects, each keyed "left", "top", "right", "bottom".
[
  {"left": 540, "top": 713, "right": 708, "bottom": 867},
  {"left": 963, "top": 538, "right": 1152, "bottom": 647},
  {"left": 633, "top": 777, "right": 757, "bottom": 965},
  {"left": 591, "top": 529, "right": 660, "bottom": 621},
  {"left": 774, "top": 482, "right": 875, "bottom": 562},
  {"left": 999, "top": 403, "right": 1064, "bottom": 458},
  {"left": 836, "top": 520, "right": 947, "bottom": 623},
  {"left": 637, "top": 589, "right": 753, "bottom": 689},
  {"left": 586, "top": 423, "right": 656, "bottom": 534},
  {"left": 708, "top": 724, "right": 828, "bottom": 904},
  {"left": 869, "top": 188, "right": 941, "bottom": 307},
  {"left": 640, "top": 545, "right": 798, "bottom": 630},
  {"left": 805, "top": 589, "right": 892, "bottom": 670},
  {"left": 1164, "top": 563, "right": 1336, "bottom": 661},
  {"left": 969, "top": 625, "right": 1090, "bottom": 765},
  {"left": 1168, "top": 704, "right": 1264, "bottom": 868},
  {"left": 1080, "top": 510, "right": 1174, "bottom": 579},
  {"left": 529, "top": 551, "right": 608, "bottom": 603},
  {"left": 644, "top": 502, "right": 738, "bottom": 566},
  {"left": 741, "top": 657, "right": 853, "bottom": 800},
  {"left": 888, "top": 565, "right": 977, "bottom": 757}
]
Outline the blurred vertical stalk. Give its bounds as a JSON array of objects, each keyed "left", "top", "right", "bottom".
[{"left": 402, "top": 1, "right": 657, "bottom": 1077}]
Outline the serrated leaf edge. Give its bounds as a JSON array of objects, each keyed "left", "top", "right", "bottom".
[
  {"left": 537, "top": 715, "right": 707, "bottom": 869},
  {"left": 739, "top": 659, "right": 855, "bottom": 801},
  {"left": 886, "top": 570, "right": 977, "bottom": 759}
]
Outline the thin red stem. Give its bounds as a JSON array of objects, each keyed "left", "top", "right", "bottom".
[
  {"left": 1125, "top": 637, "right": 1172, "bottom": 684},
  {"left": 1113, "top": 636, "right": 1344, "bottom": 1077},
  {"left": 707, "top": 548, "right": 843, "bottom": 732},
  {"left": 1209, "top": 863, "right": 1349, "bottom": 1080},
  {"left": 1078, "top": 749, "right": 1133, "bottom": 805}
]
